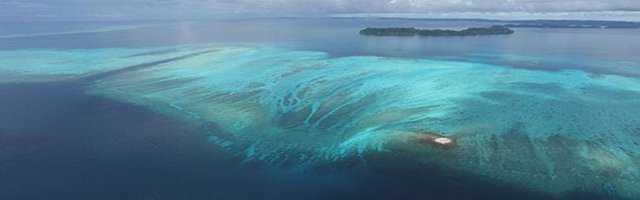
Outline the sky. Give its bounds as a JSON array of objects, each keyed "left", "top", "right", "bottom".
[{"left": 1, "top": 0, "right": 640, "bottom": 21}]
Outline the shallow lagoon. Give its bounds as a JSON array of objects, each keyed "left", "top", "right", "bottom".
[{"left": 1, "top": 19, "right": 640, "bottom": 199}]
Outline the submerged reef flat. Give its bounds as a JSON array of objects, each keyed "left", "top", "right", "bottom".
[
  {"left": 2, "top": 44, "right": 640, "bottom": 198},
  {"left": 438, "top": 53, "right": 640, "bottom": 77},
  {"left": 0, "top": 45, "right": 222, "bottom": 83},
  {"left": 0, "top": 25, "right": 148, "bottom": 39}
]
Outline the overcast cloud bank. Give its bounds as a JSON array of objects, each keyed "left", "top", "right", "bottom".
[{"left": 2, "top": 0, "right": 640, "bottom": 21}]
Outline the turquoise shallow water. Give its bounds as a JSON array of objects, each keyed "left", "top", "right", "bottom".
[
  {"left": 2, "top": 43, "right": 640, "bottom": 198},
  {"left": 0, "top": 24, "right": 154, "bottom": 39}
]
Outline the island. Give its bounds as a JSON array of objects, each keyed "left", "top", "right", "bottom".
[
  {"left": 352, "top": 18, "right": 640, "bottom": 29},
  {"left": 504, "top": 20, "right": 640, "bottom": 29},
  {"left": 359, "top": 25, "right": 514, "bottom": 36}
]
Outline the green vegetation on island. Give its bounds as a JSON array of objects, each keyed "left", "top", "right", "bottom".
[{"left": 359, "top": 25, "right": 514, "bottom": 36}]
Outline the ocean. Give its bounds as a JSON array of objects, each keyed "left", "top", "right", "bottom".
[{"left": 1, "top": 18, "right": 640, "bottom": 200}]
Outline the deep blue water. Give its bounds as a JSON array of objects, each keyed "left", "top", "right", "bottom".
[{"left": 1, "top": 19, "right": 640, "bottom": 200}]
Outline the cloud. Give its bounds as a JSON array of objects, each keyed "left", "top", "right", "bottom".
[
  {"left": 174, "top": 0, "right": 640, "bottom": 14},
  {"left": 87, "top": 13, "right": 127, "bottom": 18},
  {"left": 2, "top": 0, "right": 640, "bottom": 20},
  {"left": 0, "top": 0, "right": 48, "bottom": 8}
]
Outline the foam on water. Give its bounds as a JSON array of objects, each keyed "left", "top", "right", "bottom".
[{"left": 3, "top": 44, "right": 640, "bottom": 198}]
